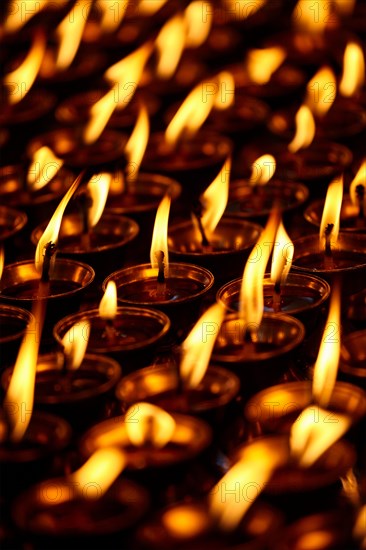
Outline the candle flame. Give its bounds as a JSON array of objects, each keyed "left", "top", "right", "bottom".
[
  {"left": 35, "top": 172, "right": 83, "bottom": 273},
  {"left": 249, "top": 154, "right": 276, "bottom": 186},
  {"left": 180, "top": 303, "right": 225, "bottom": 389},
  {"left": 305, "top": 66, "right": 337, "bottom": 117},
  {"left": 150, "top": 194, "right": 171, "bottom": 276},
  {"left": 290, "top": 406, "right": 351, "bottom": 467},
  {"left": 292, "top": 0, "right": 328, "bottom": 32},
  {"left": 4, "top": 301, "right": 45, "bottom": 442},
  {"left": 162, "top": 505, "right": 210, "bottom": 539},
  {"left": 55, "top": 4, "right": 88, "bottom": 70},
  {"left": 319, "top": 175, "right": 343, "bottom": 249},
  {"left": 99, "top": 280, "right": 117, "bottom": 321},
  {"left": 105, "top": 41, "right": 153, "bottom": 87},
  {"left": 62, "top": 320, "right": 90, "bottom": 370},
  {"left": 213, "top": 71, "right": 235, "bottom": 110},
  {"left": 349, "top": 160, "right": 366, "bottom": 216},
  {"left": 239, "top": 209, "right": 280, "bottom": 330},
  {"left": 185, "top": 1, "right": 212, "bottom": 48},
  {"left": 271, "top": 221, "right": 293, "bottom": 287},
  {"left": 165, "top": 78, "right": 218, "bottom": 146},
  {"left": 98, "top": 0, "right": 128, "bottom": 32},
  {"left": 340, "top": 42, "right": 365, "bottom": 97},
  {"left": 83, "top": 87, "right": 118, "bottom": 144},
  {"left": 312, "top": 279, "right": 342, "bottom": 407},
  {"left": 246, "top": 47, "right": 286, "bottom": 85},
  {"left": 4, "top": 0, "right": 60, "bottom": 33},
  {"left": 138, "top": 0, "right": 168, "bottom": 15},
  {"left": 4, "top": 30, "right": 46, "bottom": 104},
  {"left": 288, "top": 105, "right": 316, "bottom": 153},
  {"left": 155, "top": 13, "right": 186, "bottom": 79},
  {"left": 87, "top": 173, "right": 112, "bottom": 227},
  {"left": 0, "top": 245, "right": 4, "bottom": 281},
  {"left": 125, "top": 104, "right": 150, "bottom": 181},
  {"left": 27, "top": 146, "right": 64, "bottom": 191},
  {"left": 222, "top": 0, "right": 266, "bottom": 21},
  {"left": 199, "top": 158, "right": 231, "bottom": 238},
  {"left": 125, "top": 403, "right": 176, "bottom": 448},
  {"left": 209, "top": 438, "right": 287, "bottom": 531}
]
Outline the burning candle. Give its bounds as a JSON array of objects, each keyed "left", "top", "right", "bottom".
[{"left": 168, "top": 159, "right": 263, "bottom": 283}]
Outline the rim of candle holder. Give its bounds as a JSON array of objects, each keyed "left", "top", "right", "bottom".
[
  {"left": 79, "top": 411, "right": 212, "bottom": 466},
  {"left": 271, "top": 509, "right": 357, "bottom": 550},
  {"left": 340, "top": 330, "right": 366, "bottom": 380},
  {"left": 211, "top": 312, "right": 305, "bottom": 363},
  {"left": 226, "top": 179, "right": 309, "bottom": 219},
  {"left": 0, "top": 304, "right": 35, "bottom": 344},
  {"left": 53, "top": 307, "right": 171, "bottom": 354},
  {"left": 216, "top": 273, "right": 331, "bottom": 316},
  {"left": 106, "top": 173, "right": 182, "bottom": 215},
  {"left": 103, "top": 263, "right": 215, "bottom": 307},
  {"left": 304, "top": 196, "right": 365, "bottom": 233},
  {"left": 30, "top": 213, "right": 139, "bottom": 254},
  {"left": 232, "top": 434, "right": 356, "bottom": 494},
  {"left": 115, "top": 363, "right": 241, "bottom": 413},
  {"left": 244, "top": 380, "right": 366, "bottom": 429},
  {"left": 142, "top": 131, "right": 233, "bottom": 172},
  {"left": 0, "top": 258, "right": 95, "bottom": 303},
  {"left": 0, "top": 411, "right": 72, "bottom": 463},
  {"left": 0, "top": 89, "right": 57, "bottom": 126},
  {"left": 0, "top": 205, "right": 27, "bottom": 241},
  {"left": 205, "top": 95, "right": 271, "bottom": 131},
  {"left": 12, "top": 477, "right": 149, "bottom": 536},
  {"left": 292, "top": 233, "right": 366, "bottom": 275},
  {"left": 1, "top": 353, "right": 122, "bottom": 405},
  {"left": 26, "top": 128, "right": 129, "bottom": 168},
  {"left": 167, "top": 217, "right": 263, "bottom": 257}
]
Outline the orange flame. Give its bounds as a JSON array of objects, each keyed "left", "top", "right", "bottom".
[
  {"left": 35, "top": 172, "right": 83, "bottom": 273},
  {"left": 246, "top": 47, "right": 286, "bottom": 85},
  {"left": 180, "top": 303, "right": 225, "bottom": 389},
  {"left": 209, "top": 438, "right": 287, "bottom": 531},
  {"left": 105, "top": 41, "right": 153, "bottom": 87},
  {"left": 319, "top": 175, "right": 343, "bottom": 249},
  {"left": 162, "top": 505, "right": 210, "bottom": 539},
  {"left": 4, "top": 31, "right": 46, "bottom": 104},
  {"left": 165, "top": 78, "right": 219, "bottom": 146},
  {"left": 199, "top": 158, "right": 231, "bottom": 238},
  {"left": 55, "top": 4, "right": 88, "bottom": 70},
  {"left": 290, "top": 405, "right": 351, "bottom": 467},
  {"left": 125, "top": 104, "right": 150, "bottom": 181},
  {"left": 99, "top": 280, "right": 117, "bottom": 321},
  {"left": 288, "top": 105, "right": 316, "bottom": 153},
  {"left": 312, "top": 279, "right": 342, "bottom": 407},
  {"left": 349, "top": 160, "right": 366, "bottom": 215},
  {"left": 125, "top": 403, "right": 176, "bottom": 448},
  {"left": 98, "top": 0, "right": 128, "bottom": 32},
  {"left": 239, "top": 209, "right": 280, "bottom": 330},
  {"left": 39, "top": 447, "right": 126, "bottom": 506},
  {"left": 305, "top": 66, "right": 337, "bottom": 117},
  {"left": 4, "top": 0, "right": 61, "bottom": 33},
  {"left": 27, "top": 146, "right": 64, "bottom": 191},
  {"left": 249, "top": 154, "right": 276, "bottom": 186},
  {"left": 213, "top": 72, "right": 235, "bottom": 111},
  {"left": 138, "top": 0, "right": 169, "bottom": 15},
  {"left": 185, "top": 1, "right": 212, "bottom": 48},
  {"left": 4, "top": 301, "right": 45, "bottom": 441},
  {"left": 155, "top": 13, "right": 186, "bottom": 79},
  {"left": 83, "top": 86, "right": 118, "bottom": 145},
  {"left": 150, "top": 194, "right": 171, "bottom": 276},
  {"left": 87, "top": 173, "right": 111, "bottom": 227},
  {"left": 292, "top": 0, "right": 328, "bottom": 32},
  {"left": 61, "top": 320, "right": 90, "bottom": 370},
  {"left": 271, "top": 221, "right": 293, "bottom": 287},
  {"left": 0, "top": 245, "right": 4, "bottom": 281},
  {"left": 340, "top": 42, "right": 365, "bottom": 97}
]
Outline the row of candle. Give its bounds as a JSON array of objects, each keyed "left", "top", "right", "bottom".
[{"left": 1, "top": 0, "right": 366, "bottom": 548}]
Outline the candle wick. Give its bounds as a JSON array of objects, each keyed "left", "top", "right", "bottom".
[
  {"left": 104, "top": 318, "right": 118, "bottom": 343},
  {"left": 192, "top": 201, "right": 211, "bottom": 250},
  {"left": 155, "top": 250, "right": 167, "bottom": 298},
  {"left": 324, "top": 223, "right": 334, "bottom": 269},
  {"left": 273, "top": 281, "right": 282, "bottom": 313},
  {"left": 356, "top": 184, "right": 365, "bottom": 221},
  {"left": 41, "top": 241, "right": 56, "bottom": 283}
]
